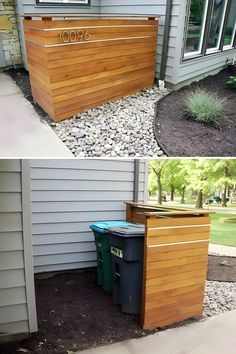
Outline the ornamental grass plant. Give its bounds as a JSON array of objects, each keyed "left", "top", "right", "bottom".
[{"left": 184, "top": 89, "right": 225, "bottom": 125}]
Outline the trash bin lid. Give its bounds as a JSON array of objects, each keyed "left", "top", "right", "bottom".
[
  {"left": 89, "top": 221, "right": 135, "bottom": 233},
  {"left": 105, "top": 224, "right": 145, "bottom": 237}
]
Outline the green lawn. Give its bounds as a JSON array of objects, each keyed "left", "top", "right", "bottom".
[{"left": 210, "top": 213, "right": 236, "bottom": 247}]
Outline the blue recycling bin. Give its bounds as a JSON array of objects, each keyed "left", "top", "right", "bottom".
[{"left": 89, "top": 221, "right": 135, "bottom": 292}]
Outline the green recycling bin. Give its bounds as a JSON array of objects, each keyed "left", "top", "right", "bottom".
[{"left": 90, "top": 221, "right": 133, "bottom": 292}]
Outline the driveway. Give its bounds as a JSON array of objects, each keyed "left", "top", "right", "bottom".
[{"left": 0, "top": 73, "right": 73, "bottom": 157}]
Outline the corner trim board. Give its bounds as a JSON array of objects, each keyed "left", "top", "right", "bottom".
[{"left": 21, "top": 159, "right": 38, "bottom": 333}]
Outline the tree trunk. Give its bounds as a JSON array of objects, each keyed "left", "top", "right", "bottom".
[
  {"left": 195, "top": 189, "right": 203, "bottom": 209},
  {"left": 221, "top": 163, "right": 229, "bottom": 207},
  {"left": 221, "top": 186, "right": 227, "bottom": 207},
  {"left": 170, "top": 185, "right": 175, "bottom": 201},
  {"left": 180, "top": 186, "right": 186, "bottom": 204},
  {"left": 157, "top": 173, "right": 162, "bottom": 205}
]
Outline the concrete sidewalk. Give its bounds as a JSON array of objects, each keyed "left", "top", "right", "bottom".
[
  {"left": 0, "top": 73, "right": 73, "bottom": 157},
  {"left": 209, "top": 244, "right": 236, "bottom": 257},
  {"left": 79, "top": 310, "right": 236, "bottom": 354}
]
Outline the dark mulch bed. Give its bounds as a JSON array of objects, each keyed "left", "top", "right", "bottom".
[
  {"left": 155, "top": 66, "right": 236, "bottom": 156},
  {"left": 1, "top": 255, "right": 235, "bottom": 354},
  {"left": 207, "top": 255, "right": 236, "bottom": 282},
  {"left": 0, "top": 270, "right": 153, "bottom": 354}
]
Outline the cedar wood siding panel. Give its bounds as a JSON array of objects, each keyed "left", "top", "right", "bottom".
[
  {"left": 30, "top": 159, "right": 147, "bottom": 273},
  {"left": 100, "top": 0, "right": 181, "bottom": 84},
  {"left": 16, "top": 0, "right": 101, "bottom": 67}
]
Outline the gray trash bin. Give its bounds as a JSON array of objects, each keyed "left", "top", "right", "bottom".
[{"left": 106, "top": 224, "right": 145, "bottom": 315}]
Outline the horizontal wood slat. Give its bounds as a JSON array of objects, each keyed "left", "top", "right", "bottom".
[
  {"left": 125, "top": 203, "right": 212, "bottom": 331},
  {"left": 54, "top": 76, "right": 154, "bottom": 120},
  {"left": 146, "top": 261, "right": 208, "bottom": 280},
  {"left": 145, "top": 275, "right": 206, "bottom": 295},
  {"left": 146, "top": 216, "right": 211, "bottom": 229},
  {"left": 147, "top": 232, "right": 210, "bottom": 245},
  {"left": 23, "top": 18, "right": 158, "bottom": 121},
  {"left": 147, "top": 225, "right": 211, "bottom": 237},
  {"left": 146, "top": 254, "right": 208, "bottom": 271},
  {"left": 145, "top": 290, "right": 204, "bottom": 313},
  {"left": 23, "top": 19, "right": 158, "bottom": 29},
  {"left": 145, "top": 283, "right": 205, "bottom": 304},
  {"left": 143, "top": 303, "right": 203, "bottom": 329},
  {"left": 24, "top": 26, "right": 157, "bottom": 46}
]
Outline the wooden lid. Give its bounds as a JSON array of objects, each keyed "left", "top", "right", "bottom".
[{"left": 22, "top": 13, "right": 160, "bottom": 20}]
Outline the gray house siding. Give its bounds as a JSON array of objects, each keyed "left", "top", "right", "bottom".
[
  {"left": 30, "top": 159, "right": 147, "bottom": 273},
  {"left": 0, "top": 160, "right": 37, "bottom": 340},
  {"left": 172, "top": 0, "right": 236, "bottom": 87},
  {"left": 15, "top": 0, "right": 101, "bottom": 67}
]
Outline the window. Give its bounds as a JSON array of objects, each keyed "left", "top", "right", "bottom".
[
  {"left": 207, "top": 0, "right": 227, "bottom": 52},
  {"left": 223, "top": 0, "right": 236, "bottom": 48},
  {"left": 184, "top": 0, "right": 236, "bottom": 59},
  {"left": 185, "top": 0, "right": 208, "bottom": 56},
  {"left": 36, "top": 0, "right": 90, "bottom": 6}
]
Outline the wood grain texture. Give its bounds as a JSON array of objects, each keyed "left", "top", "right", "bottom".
[
  {"left": 125, "top": 203, "right": 212, "bottom": 330},
  {"left": 23, "top": 17, "right": 158, "bottom": 121}
]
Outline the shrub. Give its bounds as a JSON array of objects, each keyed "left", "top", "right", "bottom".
[
  {"left": 184, "top": 89, "right": 225, "bottom": 125},
  {"left": 227, "top": 76, "right": 236, "bottom": 89}
]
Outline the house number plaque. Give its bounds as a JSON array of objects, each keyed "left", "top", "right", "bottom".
[{"left": 58, "top": 30, "right": 91, "bottom": 43}]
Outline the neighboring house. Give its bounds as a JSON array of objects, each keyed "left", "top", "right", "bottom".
[
  {"left": 1, "top": 0, "right": 236, "bottom": 88},
  {"left": 0, "top": 159, "right": 147, "bottom": 340}
]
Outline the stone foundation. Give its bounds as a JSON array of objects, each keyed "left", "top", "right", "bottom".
[{"left": 0, "top": 0, "right": 22, "bottom": 67}]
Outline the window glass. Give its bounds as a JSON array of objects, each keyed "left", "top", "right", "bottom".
[
  {"left": 36, "top": 0, "right": 89, "bottom": 5},
  {"left": 207, "top": 0, "right": 227, "bottom": 50},
  {"left": 185, "top": 0, "right": 207, "bottom": 54},
  {"left": 223, "top": 0, "right": 236, "bottom": 46}
]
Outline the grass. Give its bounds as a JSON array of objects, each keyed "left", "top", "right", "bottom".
[
  {"left": 210, "top": 213, "right": 236, "bottom": 247},
  {"left": 184, "top": 89, "right": 225, "bottom": 125}
]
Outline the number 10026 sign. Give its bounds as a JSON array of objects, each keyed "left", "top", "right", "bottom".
[{"left": 58, "top": 30, "right": 91, "bottom": 44}]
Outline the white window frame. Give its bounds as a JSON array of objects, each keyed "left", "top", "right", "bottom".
[
  {"left": 223, "top": 18, "right": 236, "bottom": 50},
  {"left": 36, "top": 0, "right": 90, "bottom": 6},
  {"left": 183, "top": 0, "right": 236, "bottom": 60},
  {"left": 184, "top": 0, "right": 209, "bottom": 58},
  {"left": 206, "top": 0, "right": 228, "bottom": 54}
]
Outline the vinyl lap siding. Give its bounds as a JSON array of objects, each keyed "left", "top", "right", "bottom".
[
  {"left": 0, "top": 160, "right": 29, "bottom": 338},
  {"left": 177, "top": 49, "right": 236, "bottom": 86},
  {"left": 30, "top": 159, "right": 146, "bottom": 273},
  {"left": 100, "top": 0, "right": 180, "bottom": 83}
]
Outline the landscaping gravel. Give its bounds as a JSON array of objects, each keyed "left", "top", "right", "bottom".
[
  {"left": 203, "top": 281, "right": 236, "bottom": 318},
  {"left": 50, "top": 87, "right": 169, "bottom": 157}
]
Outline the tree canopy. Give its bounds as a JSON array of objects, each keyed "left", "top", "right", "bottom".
[{"left": 149, "top": 159, "right": 236, "bottom": 208}]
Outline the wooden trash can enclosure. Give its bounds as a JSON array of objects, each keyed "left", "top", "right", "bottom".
[
  {"left": 23, "top": 14, "right": 159, "bottom": 122},
  {"left": 126, "top": 202, "right": 213, "bottom": 330}
]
